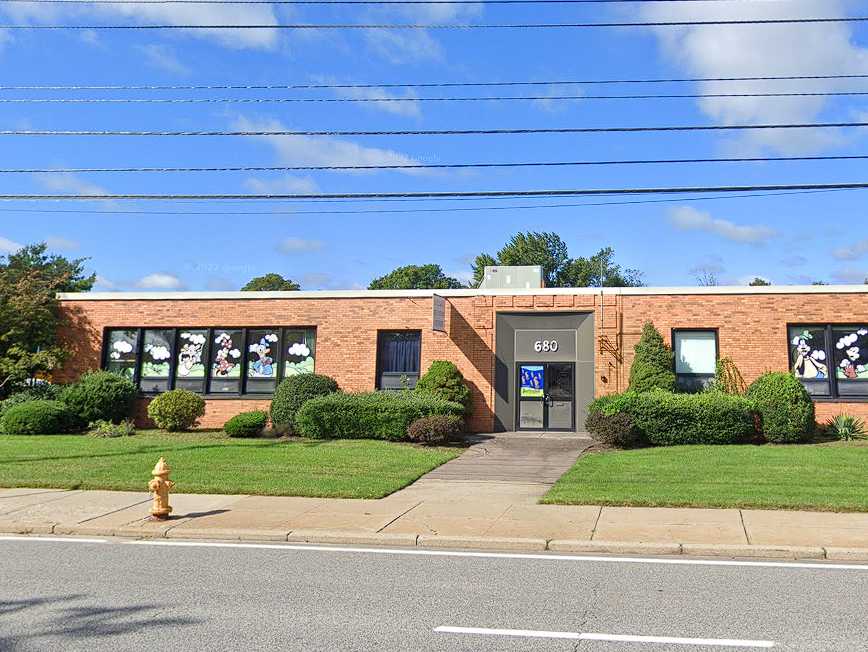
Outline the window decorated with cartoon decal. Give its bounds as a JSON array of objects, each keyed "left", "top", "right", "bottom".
[
  {"left": 284, "top": 329, "right": 316, "bottom": 376},
  {"left": 210, "top": 329, "right": 243, "bottom": 393},
  {"left": 833, "top": 327, "right": 868, "bottom": 395},
  {"left": 140, "top": 329, "right": 174, "bottom": 392},
  {"left": 246, "top": 330, "right": 280, "bottom": 393},
  {"left": 105, "top": 329, "right": 138, "bottom": 380},
  {"left": 175, "top": 329, "right": 207, "bottom": 392},
  {"left": 789, "top": 327, "right": 830, "bottom": 396}
]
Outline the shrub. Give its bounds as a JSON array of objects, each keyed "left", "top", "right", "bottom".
[
  {"left": 629, "top": 389, "right": 756, "bottom": 446},
  {"left": 406, "top": 414, "right": 464, "bottom": 445},
  {"left": 295, "top": 391, "right": 464, "bottom": 441},
  {"left": 270, "top": 374, "right": 339, "bottom": 432},
  {"left": 89, "top": 419, "right": 136, "bottom": 438},
  {"left": 0, "top": 400, "right": 81, "bottom": 435},
  {"left": 147, "top": 389, "right": 206, "bottom": 432},
  {"left": 585, "top": 411, "right": 641, "bottom": 448},
  {"left": 628, "top": 322, "right": 676, "bottom": 393},
  {"left": 60, "top": 370, "right": 137, "bottom": 424},
  {"left": 225, "top": 411, "right": 268, "bottom": 438},
  {"left": 746, "top": 372, "right": 815, "bottom": 443},
  {"left": 415, "top": 361, "right": 472, "bottom": 412},
  {"left": 587, "top": 391, "right": 641, "bottom": 417},
  {"left": 824, "top": 414, "right": 866, "bottom": 442},
  {"left": 0, "top": 384, "right": 63, "bottom": 432},
  {"left": 713, "top": 356, "right": 747, "bottom": 395}
]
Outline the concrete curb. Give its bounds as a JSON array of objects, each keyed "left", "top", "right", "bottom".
[{"left": 1, "top": 524, "right": 867, "bottom": 561}]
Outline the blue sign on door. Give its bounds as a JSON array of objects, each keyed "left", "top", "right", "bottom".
[{"left": 520, "top": 365, "right": 545, "bottom": 398}]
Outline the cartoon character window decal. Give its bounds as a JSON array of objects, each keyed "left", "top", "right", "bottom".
[
  {"left": 248, "top": 331, "right": 279, "bottom": 378},
  {"left": 142, "top": 330, "right": 173, "bottom": 379},
  {"left": 106, "top": 329, "right": 138, "bottom": 379},
  {"left": 177, "top": 331, "right": 207, "bottom": 378},
  {"left": 834, "top": 327, "right": 868, "bottom": 381},
  {"left": 211, "top": 331, "right": 242, "bottom": 377},
  {"left": 790, "top": 329, "right": 828, "bottom": 380}
]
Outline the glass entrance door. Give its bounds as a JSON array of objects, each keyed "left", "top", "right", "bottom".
[{"left": 516, "top": 362, "right": 575, "bottom": 431}]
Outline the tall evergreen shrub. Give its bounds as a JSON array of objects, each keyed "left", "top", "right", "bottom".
[{"left": 628, "top": 322, "right": 676, "bottom": 393}]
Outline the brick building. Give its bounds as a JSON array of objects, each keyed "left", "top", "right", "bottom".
[{"left": 56, "top": 285, "right": 868, "bottom": 431}]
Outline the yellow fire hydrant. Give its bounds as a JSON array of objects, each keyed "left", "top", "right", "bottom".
[{"left": 148, "top": 457, "right": 174, "bottom": 520}]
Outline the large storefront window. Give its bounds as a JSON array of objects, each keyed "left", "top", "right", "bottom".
[
  {"left": 673, "top": 330, "right": 718, "bottom": 393},
  {"left": 102, "top": 326, "right": 315, "bottom": 396},
  {"left": 377, "top": 331, "right": 421, "bottom": 389},
  {"left": 789, "top": 324, "right": 868, "bottom": 398}
]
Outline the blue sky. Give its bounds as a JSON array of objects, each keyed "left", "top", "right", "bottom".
[{"left": 0, "top": 0, "right": 867, "bottom": 290}]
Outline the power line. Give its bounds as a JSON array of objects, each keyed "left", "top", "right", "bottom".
[
  {"left": 4, "top": 90, "right": 868, "bottom": 104},
  {"left": 7, "top": 154, "right": 868, "bottom": 174},
  {"left": 4, "top": 74, "right": 867, "bottom": 91},
  {"left": 4, "top": 122, "right": 868, "bottom": 137},
  {"left": 3, "top": 182, "right": 868, "bottom": 201},
  {"left": 0, "top": 0, "right": 775, "bottom": 4},
  {"left": 2, "top": 17, "right": 868, "bottom": 29}
]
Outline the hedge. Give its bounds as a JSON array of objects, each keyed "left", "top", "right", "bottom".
[
  {"left": 294, "top": 391, "right": 465, "bottom": 440},
  {"left": 59, "top": 371, "right": 137, "bottom": 424},
  {"left": 406, "top": 414, "right": 464, "bottom": 445},
  {"left": 0, "top": 400, "right": 81, "bottom": 435},
  {"left": 585, "top": 411, "right": 641, "bottom": 448},
  {"left": 415, "top": 361, "right": 472, "bottom": 412},
  {"left": 746, "top": 372, "right": 815, "bottom": 443},
  {"left": 270, "top": 374, "right": 339, "bottom": 432},
  {"left": 224, "top": 411, "right": 268, "bottom": 438}
]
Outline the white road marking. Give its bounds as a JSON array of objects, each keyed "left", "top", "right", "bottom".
[
  {"left": 122, "top": 539, "right": 868, "bottom": 571},
  {"left": 434, "top": 626, "right": 776, "bottom": 648},
  {"left": 0, "top": 535, "right": 108, "bottom": 544}
]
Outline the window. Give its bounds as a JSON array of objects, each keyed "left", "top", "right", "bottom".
[
  {"left": 377, "top": 331, "right": 422, "bottom": 389},
  {"left": 104, "top": 329, "right": 138, "bottom": 381},
  {"left": 673, "top": 329, "right": 718, "bottom": 392},
  {"left": 790, "top": 324, "right": 868, "bottom": 399},
  {"left": 102, "top": 326, "right": 316, "bottom": 396},
  {"left": 140, "top": 329, "right": 174, "bottom": 393}
]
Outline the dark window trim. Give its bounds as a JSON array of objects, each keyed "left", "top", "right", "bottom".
[
  {"left": 671, "top": 328, "right": 719, "bottom": 391},
  {"left": 101, "top": 325, "right": 317, "bottom": 398},
  {"left": 788, "top": 322, "right": 868, "bottom": 400},
  {"left": 375, "top": 329, "right": 422, "bottom": 390}
]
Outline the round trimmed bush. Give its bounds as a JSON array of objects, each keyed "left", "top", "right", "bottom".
[
  {"left": 59, "top": 370, "right": 137, "bottom": 424},
  {"left": 415, "top": 361, "right": 472, "bottom": 412},
  {"left": 585, "top": 411, "right": 641, "bottom": 448},
  {"left": 746, "top": 372, "right": 815, "bottom": 443},
  {"left": 270, "top": 374, "right": 338, "bottom": 432},
  {"left": 224, "top": 411, "right": 268, "bottom": 438},
  {"left": 0, "top": 384, "right": 64, "bottom": 432},
  {"left": 0, "top": 400, "right": 81, "bottom": 434},
  {"left": 147, "top": 389, "right": 206, "bottom": 432},
  {"left": 407, "top": 414, "right": 464, "bottom": 445}
]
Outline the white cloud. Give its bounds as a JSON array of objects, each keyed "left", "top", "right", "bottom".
[
  {"left": 0, "top": 236, "right": 23, "bottom": 253},
  {"left": 363, "top": 29, "right": 444, "bottom": 65},
  {"left": 277, "top": 238, "right": 323, "bottom": 254},
  {"left": 94, "top": 275, "right": 118, "bottom": 290},
  {"left": 46, "top": 236, "right": 79, "bottom": 251},
  {"left": 636, "top": 0, "right": 868, "bottom": 154},
  {"left": 35, "top": 173, "right": 108, "bottom": 196},
  {"left": 531, "top": 84, "right": 585, "bottom": 114},
  {"left": 244, "top": 175, "right": 319, "bottom": 194},
  {"left": 235, "top": 116, "right": 427, "bottom": 176},
  {"left": 0, "top": 0, "right": 279, "bottom": 49},
  {"left": 328, "top": 84, "right": 421, "bottom": 118},
  {"left": 137, "top": 44, "right": 191, "bottom": 76},
  {"left": 135, "top": 273, "right": 185, "bottom": 290},
  {"left": 669, "top": 206, "right": 776, "bottom": 244},
  {"left": 833, "top": 238, "right": 868, "bottom": 261}
]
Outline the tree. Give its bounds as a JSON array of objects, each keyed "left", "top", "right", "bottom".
[
  {"left": 471, "top": 232, "right": 642, "bottom": 288},
  {"left": 694, "top": 266, "right": 720, "bottom": 287},
  {"left": 0, "top": 243, "right": 93, "bottom": 396},
  {"left": 241, "top": 273, "right": 300, "bottom": 291},
  {"left": 748, "top": 277, "right": 771, "bottom": 286},
  {"left": 628, "top": 321, "right": 676, "bottom": 393},
  {"left": 369, "top": 264, "right": 463, "bottom": 290}
]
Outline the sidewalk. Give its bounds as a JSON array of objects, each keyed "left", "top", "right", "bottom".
[{"left": 2, "top": 481, "right": 867, "bottom": 561}]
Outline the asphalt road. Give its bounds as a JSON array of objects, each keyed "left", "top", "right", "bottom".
[{"left": 1, "top": 536, "right": 866, "bottom": 651}]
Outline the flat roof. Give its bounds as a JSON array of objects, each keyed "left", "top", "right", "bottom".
[{"left": 57, "top": 284, "right": 868, "bottom": 301}]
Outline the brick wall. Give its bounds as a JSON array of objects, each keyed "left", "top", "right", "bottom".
[{"left": 57, "top": 290, "right": 868, "bottom": 430}]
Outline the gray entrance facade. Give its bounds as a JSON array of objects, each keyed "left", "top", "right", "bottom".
[{"left": 494, "top": 312, "right": 595, "bottom": 432}]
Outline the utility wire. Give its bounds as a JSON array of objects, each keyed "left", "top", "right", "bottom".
[
  {"left": 7, "top": 154, "right": 868, "bottom": 174},
  {"left": 4, "top": 122, "right": 868, "bottom": 136},
  {"left": 0, "top": 0, "right": 780, "bottom": 4},
  {"left": 2, "top": 17, "right": 868, "bottom": 29},
  {"left": 4, "top": 74, "right": 868, "bottom": 91},
  {"left": 0, "top": 188, "right": 856, "bottom": 216},
  {"left": 4, "top": 90, "right": 868, "bottom": 103},
  {"left": 4, "top": 182, "right": 868, "bottom": 201}
]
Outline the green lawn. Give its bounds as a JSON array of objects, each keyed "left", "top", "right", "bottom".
[
  {"left": 0, "top": 431, "right": 460, "bottom": 499},
  {"left": 542, "top": 441, "right": 868, "bottom": 512}
]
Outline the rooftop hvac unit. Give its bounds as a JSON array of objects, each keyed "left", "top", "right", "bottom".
[{"left": 478, "top": 265, "right": 544, "bottom": 289}]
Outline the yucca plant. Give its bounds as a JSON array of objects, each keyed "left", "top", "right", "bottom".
[{"left": 826, "top": 414, "right": 867, "bottom": 441}]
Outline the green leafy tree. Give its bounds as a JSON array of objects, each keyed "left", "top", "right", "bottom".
[
  {"left": 628, "top": 322, "right": 676, "bottom": 393},
  {"left": 241, "top": 273, "right": 300, "bottom": 291},
  {"left": 0, "top": 243, "right": 94, "bottom": 397},
  {"left": 471, "top": 232, "right": 642, "bottom": 288},
  {"left": 748, "top": 277, "right": 771, "bottom": 286},
  {"left": 369, "top": 264, "right": 463, "bottom": 290}
]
